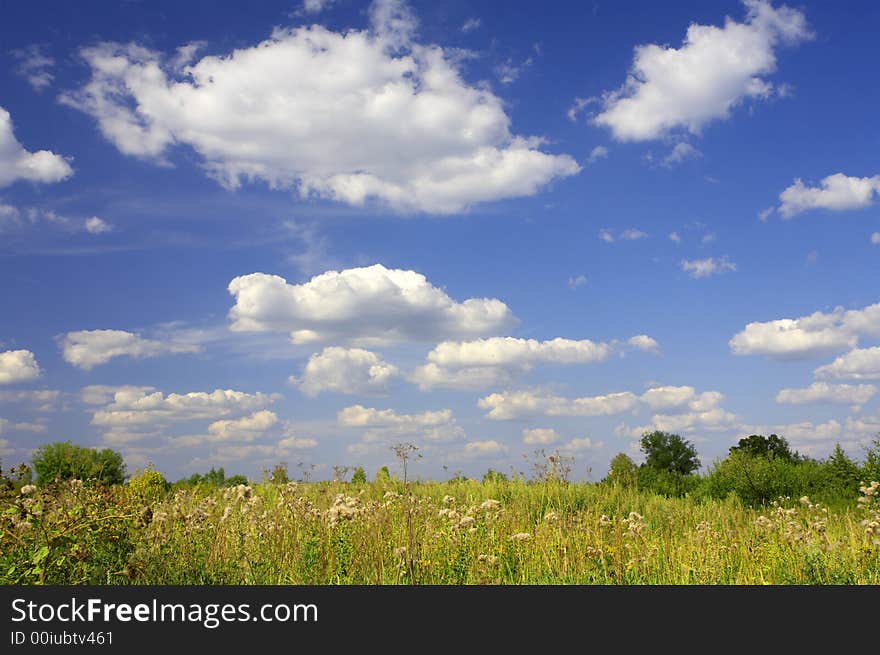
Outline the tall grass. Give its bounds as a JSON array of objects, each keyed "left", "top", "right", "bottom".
[{"left": 3, "top": 477, "right": 877, "bottom": 584}]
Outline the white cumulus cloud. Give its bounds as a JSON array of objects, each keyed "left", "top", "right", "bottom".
[
  {"left": 59, "top": 329, "right": 201, "bottom": 370},
  {"left": 775, "top": 382, "right": 876, "bottom": 406},
  {"left": 228, "top": 264, "right": 516, "bottom": 346},
  {"left": 60, "top": 1, "right": 579, "bottom": 214},
  {"left": 463, "top": 440, "right": 507, "bottom": 456},
  {"left": 592, "top": 0, "right": 811, "bottom": 141},
  {"left": 410, "top": 335, "right": 659, "bottom": 390},
  {"left": 479, "top": 390, "right": 641, "bottom": 420},
  {"left": 730, "top": 302, "right": 880, "bottom": 359},
  {"left": 0, "top": 106, "right": 72, "bottom": 187},
  {"left": 778, "top": 173, "right": 880, "bottom": 218},
  {"left": 0, "top": 350, "right": 41, "bottom": 384},
  {"left": 522, "top": 428, "right": 559, "bottom": 445},
  {"left": 292, "top": 346, "right": 399, "bottom": 396},
  {"left": 339, "top": 404, "right": 464, "bottom": 445},
  {"left": 814, "top": 347, "right": 880, "bottom": 381},
  {"left": 90, "top": 387, "right": 278, "bottom": 428},
  {"left": 481, "top": 384, "right": 723, "bottom": 421},
  {"left": 207, "top": 410, "right": 279, "bottom": 442}
]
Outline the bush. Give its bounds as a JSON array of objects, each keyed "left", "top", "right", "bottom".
[
  {"left": 351, "top": 467, "right": 367, "bottom": 484},
  {"left": 861, "top": 437, "right": 880, "bottom": 484},
  {"left": 695, "top": 450, "right": 856, "bottom": 507},
  {"left": 127, "top": 467, "right": 169, "bottom": 500},
  {"left": 604, "top": 453, "right": 639, "bottom": 488},
  {"left": 638, "top": 467, "right": 699, "bottom": 497},
  {"left": 482, "top": 468, "right": 508, "bottom": 484},
  {"left": 32, "top": 441, "right": 126, "bottom": 486},
  {"left": 375, "top": 466, "right": 391, "bottom": 483}
]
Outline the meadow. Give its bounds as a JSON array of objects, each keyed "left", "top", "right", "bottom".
[{"left": 2, "top": 468, "right": 878, "bottom": 585}]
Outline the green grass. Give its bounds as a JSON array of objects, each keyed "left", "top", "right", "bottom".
[{"left": 2, "top": 478, "right": 878, "bottom": 584}]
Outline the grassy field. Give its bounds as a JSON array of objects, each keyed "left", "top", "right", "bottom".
[{"left": 2, "top": 475, "right": 878, "bottom": 585}]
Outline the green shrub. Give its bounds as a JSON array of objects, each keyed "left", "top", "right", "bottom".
[
  {"left": 604, "top": 453, "right": 639, "bottom": 488},
  {"left": 32, "top": 441, "right": 126, "bottom": 486},
  {"left": 351, "top": 467, "right": 367, "bottom": 484},
  {"left": 127, "top": 467, "right": 169, "bottom": 501}
]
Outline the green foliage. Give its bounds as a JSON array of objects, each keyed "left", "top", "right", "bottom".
[
  {"left": 350, "top": 467, "right": 367, "bottom": 485},
  {"left": 695, "top": 448, "right": 862, "bottom": 507},
  {"left": 127, "top": 467, "right": 169, "bottom": 501},
  {"left": 639, "top": 431, "right": 700, "bottom": 476},
  {"left": 375, "top": 465, "right": 391, "bottom": 483},
  {"left": 1, "top": 480, "right": 138, "bottom": 584},
  {"left": 482, "top": 468, "right": 508, "bottom": 484},
  {"left": 605, "top": 453, "right": 639, "bottom": 488},
  {"left": 637, "top": 467, "right": 699, "bottom": 497},
  {"left": 269, "top": 463, "right": 289, "bottom": 485},
  {"left": 826, "top": 443, "right": 860, "bottom": 497},
  {"left": 175, "top": 467, "right": 250, "bottom": 489},
  {"left": 3, "top": 477, "right": 879, "bottom": 585},
  {"left": 862, "top": 437, "right": 880, "bottom": 483},
  {"left": 730, "top": 434, "right": 798, "bottom": 463},
  {"left": 32, "top": 441, "right": 126, "bottom": 486}
]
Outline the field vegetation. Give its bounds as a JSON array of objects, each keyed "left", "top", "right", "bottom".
[{"left": 2, "top": 433, "right": 878, "bottom": 585}]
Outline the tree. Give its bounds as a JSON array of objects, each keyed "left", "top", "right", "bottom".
[
  {"left": 730, "top": 434, "right": 798, "bottom": 463},
  {"left": 32, "top": 441, "right": 126, "bottom": 486},
  {"left": 827, "top": 443, "right": 859, "bottom": 493},
  {"left": 730, "top": 434, "right": 800, "bottom": 464},
  {"left": 351, "top": 467, "right": 367, "bottom": 484},
  {"left": 375, "top": 465, "right": 391, "bottom": 483},
  {"left": 605, "top": 453, "right": 639, "bottom": 488},
  {"left": 482, "top": 468, "right": 508, "bottom": 484},
  {"left": 862, "top": 435, "right": 880, "bottom": 483},
  {"left": 640, "top": 431, "right": 700, "bottom": 476}
]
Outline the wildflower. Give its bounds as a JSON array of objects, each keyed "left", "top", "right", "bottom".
[
  {"left": 442, "top": 495, "right": 455, "bottom": 505},
  {"left": 456, "top": 515, "right": 475, "bottom": 529},
  {"left": 621, "top": 511, "right": 645, "bottom": 537},
  {"left": 393, "top": 546, "right": 407, "bottom": 558},
  {"left": 19, "top": 484, "right": 37, "bottom": 495},
  {"left": 509, "top": 532, "right": 531, "bottom": 542},
  {"left": 477, "top": 554, "right": 498, "bottom": 565},
  {"left": 598, "top": 515, "right": 613, "bottom": 527},
  {"left": 543, "top": 510, "right": 559, "bottom": 522},
  {"left": 584, "top": 546, "right": 603, "bottom": 558},
  {"left": 754, "top": 516, "right": 773, "bottom": 529},
  {"left": 479, "top": 499, "right": 501, "bottom": 511},
  {"left": 859, "top": 481, "right": 878, "bottom": 497}
]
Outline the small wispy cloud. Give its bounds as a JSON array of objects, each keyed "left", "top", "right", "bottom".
[
  {"left": 10, "top": 44, "right": 55, "bottom": 92},
  {"left": 568, "top": 274, "right": 587, "bottom": 289},
  {"left": 587, "top": 146, "right": 608, "bottom": 164},
  {"left": 461, "top": 17, "right": 481, "bottom": 33},
  {"left": 680, "top": 256, "right": 736, "bottom": 278}
]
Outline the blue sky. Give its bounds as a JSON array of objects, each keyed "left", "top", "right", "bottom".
[{"left": 1, "top": 0, "right": 879, "bottom": 482}]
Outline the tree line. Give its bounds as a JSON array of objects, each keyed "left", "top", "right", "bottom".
[{"left": 2, "top": 432, "right": 879, "bottom": 508}]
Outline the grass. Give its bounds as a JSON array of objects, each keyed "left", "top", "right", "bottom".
[{"left": 2, "top": 477, "right": 878, "bottom": 585}]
